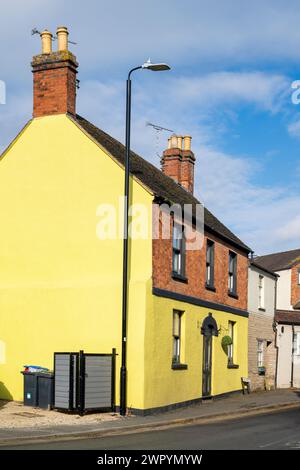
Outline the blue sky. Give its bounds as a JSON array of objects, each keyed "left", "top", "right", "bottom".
[{"left": 0, "top": 0, "right": 300, "bottom": 254}]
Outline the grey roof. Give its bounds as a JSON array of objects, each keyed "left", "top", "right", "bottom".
[
  {"left": 276, "top": 310, "right": 300, "bottom": 324},
  {"left": 255, "top": 248, "right": 300, "bottom": 272},
  {"left": 74, "top": 114, "right": 251, "bottom": 253},
  {"left": 249, "top": 260, "right": 278, "bottom": 278}
]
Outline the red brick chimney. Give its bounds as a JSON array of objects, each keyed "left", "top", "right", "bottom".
[
  {"left": 31, "top": 27, "right": 78, "bottom": 118},
  {"left": 161, "top": 134, "right": 195, "bottom": 194}
]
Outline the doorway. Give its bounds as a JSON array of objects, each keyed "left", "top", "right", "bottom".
[{"left": 201, "top": 313, "right": 218, "bottom": 398}]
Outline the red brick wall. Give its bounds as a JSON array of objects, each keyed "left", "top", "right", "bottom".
[
  {"left": 180, "top": 151, "right": 195, "bottom": 194},
  {"left": 161, "top": 149, "right": 181, "bottom": 183},
  {"left": 291, "top": 262, "right": 300, "bottom": 307},
  {"left": 32, "top": 51, "right": 78, "bottom": 118},
  {"left": 152, "top": 211, "right": 249, "bottom": 311},
  {"left": 161, "top": 148, "right": 195, "bottom": 194}
]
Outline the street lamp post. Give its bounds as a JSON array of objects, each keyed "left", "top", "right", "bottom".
[{"left": 120, "top": 60, "right": 171, "bottom": 416}]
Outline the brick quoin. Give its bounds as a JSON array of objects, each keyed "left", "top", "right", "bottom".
[{"left": 32, "top": 50, "right": 78, "bottom": 118}]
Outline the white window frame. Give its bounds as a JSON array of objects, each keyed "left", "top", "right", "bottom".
[
  {"left": 172, "top": 223, "right": 185, "bottom": 277},
  {"left": 228, "top": 321, "right": 235, "bottom": 364},
  {"left": 293, "top": 332, "right": 300, "bottom": 356},
  {"left": 258, "top": 274, "right": 265, "bottom": 309},
  {"left": 172, "top": 311, "right": 182, "bottom": 364},
  {"left": 228, "top": 252, "right": 237, "bottom": 295},
  {"left": 257, "top": 340, "right": 264, "bottom": 368}
]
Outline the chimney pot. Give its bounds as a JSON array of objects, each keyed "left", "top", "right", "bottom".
[
  {"left": 57, "top": 26, "right": 69, "bottom": 51},
  {"left": 41, "top": 30, "right": 53, "bottom": 54},
  {"left": 32, "top": 26, "right": 78, "bottom": 118},
  {"left": 170, "top": 134, "right": 178, "bottom": 148},
  {"left": 183, "top": 135, "right": 192, "bottom": 151},
  {"left": 161, "top": 134, "right": 195, "bottom": 194},
  {"left": 177, "top": 136, "right": 183, "bottom": 150}
]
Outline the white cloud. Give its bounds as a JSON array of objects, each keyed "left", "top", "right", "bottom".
[
  {"left": 76, "top": 73, "right": 300, "bottom": 254},
  {"left": 0, "top": 1, "right": 299, "bottom": 255},
  {"left": 275, "top": 215, "right": 300, "bottom": 243},
  {"left": 164, "top": 72, "right": 289, "bottom": 113},
  {"left": 196, "top": 146, "right": 300, "bottom": 254}
]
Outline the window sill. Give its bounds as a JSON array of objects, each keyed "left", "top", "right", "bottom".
[
  {"left": 172, "top": 363, "right": 188, "bottom": 370},
  {"left": 171, "top": 272, "right": 188, "bottom": 283},
  {"left": 228, "top": 291, "right": 239, "bottom": 299},
  {"left": 205, "top": 284, "right": 216, "bottom": 292},
  {"left": 258, "top": 307, "right": 266, "bottom": 312},
  {"left": 227, "top": 363, "right": 239, "bottom": 369}
]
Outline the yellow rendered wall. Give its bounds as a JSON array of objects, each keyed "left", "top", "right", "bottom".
[
  {"left": 0, "top": 114, "right": 152, "bottom": 409},
  {"left": 144, "top": 295, "right": 248, "bottom": 409}
]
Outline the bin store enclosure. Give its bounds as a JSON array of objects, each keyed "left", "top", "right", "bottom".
[{"left": 54, "top": 349, "right": 116, "bottom": 415}]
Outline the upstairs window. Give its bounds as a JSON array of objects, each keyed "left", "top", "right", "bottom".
[
  {"left": 172, "top": 222, "right": 186, "bottom": 278},
  {"left": 258, "top": 274, "right": 265, "bottom": 309},
  {"left": 206, "top": 240, "right": 215, "bottom": 288},
  {"left": 228, "top": 251, "right": 237, "bottom": 295}
]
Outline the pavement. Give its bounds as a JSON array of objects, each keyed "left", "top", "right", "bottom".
[
  {"left": 0, "top": 389, "right": 300, "bottom": 447},
  {"left": 7, "top": 408, "right": 300, "bottom": 450}
]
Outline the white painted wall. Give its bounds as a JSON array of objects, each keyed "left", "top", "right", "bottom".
[
  {"left": 276, "top": 269, "right": 292, "bottom": 311},
  {"left": 276, "top": 324, "right": 300, "bottom": 388},
  {"left": 248, "top": 265, "right": 276, "bottom": 316},
  {"left": 293, "top": 325, "right": 300, "bottom": 388},
  {"left": 276, "top": 324, "right": 293, "bottom": 388}
]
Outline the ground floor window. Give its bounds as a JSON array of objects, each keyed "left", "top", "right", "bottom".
[
  {"left": 172, "top": 310, "right": 183, "bottom": 364},
  {"left": 228, "top": 321, "right": 235, "bottom": 365},
  {"left": 257, "top": 339, "right": 264, "bottom": 368},
  {"left": 293, "top": 332, "right": 300, "bottom": 356}
]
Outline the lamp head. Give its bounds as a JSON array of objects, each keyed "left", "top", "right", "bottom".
[{"left": 142, "top": 58, "right": 171, "bottom": 71}]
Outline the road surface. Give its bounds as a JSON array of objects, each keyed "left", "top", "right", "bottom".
[{"left": 4, "top": 408, "right": 300, "bottom": 450}]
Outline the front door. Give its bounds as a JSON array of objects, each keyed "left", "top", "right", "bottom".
[{"left": 202, "top": 333, "right": 212, "bottom": 397}]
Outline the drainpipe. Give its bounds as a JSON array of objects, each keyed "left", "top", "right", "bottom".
[
  {"left": 291, "top": 323, "right": 295, "bottom": 388},
  {"left": 274, "top": 276, "right": 279, "bottom": 390}
]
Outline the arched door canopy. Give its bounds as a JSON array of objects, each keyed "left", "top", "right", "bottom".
[{"left": 201, "top": 313, "right": 218, "bottom": 337}]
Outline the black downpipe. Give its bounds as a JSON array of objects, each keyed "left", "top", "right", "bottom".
[
  {"left": 291, "top": 324, "right": 295, "bottom": 388},
  {"left": 274, "top": 277, "right": 279, "bottom": 389},
  {"left": 79, "top": 350, "right": 85, "bottom": 416},
  {"left": 111, "top": 348, "right": 116, "bottom": 412}
]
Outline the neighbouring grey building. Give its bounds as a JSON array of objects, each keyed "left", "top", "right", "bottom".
[
  {"left": 248, "top": 260, "right": 277, "bottom": 390},
  {"left": 256, "top": 248, "right": 300, "bottom": 389}
]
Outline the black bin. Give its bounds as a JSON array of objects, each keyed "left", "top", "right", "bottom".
[{"left": 21, "top": 371, "right": 54, "bottom": 410}]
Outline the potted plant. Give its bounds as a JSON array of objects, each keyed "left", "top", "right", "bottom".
[
  {"left": 221, "top": 335, "right": 232, "bottom": 354},
  {"left": 258, "top": 366, "right": 266, "bottom": 376}
]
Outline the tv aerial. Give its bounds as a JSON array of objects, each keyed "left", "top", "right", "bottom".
[
  {"left": 146, "top": 122, "right": 174, "bottom": 158},
  {"left": 31, "top": 28, "right": 77, "bottom": 45}
]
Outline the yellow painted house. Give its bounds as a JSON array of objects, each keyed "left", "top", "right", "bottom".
[{"left": 0, "top": 27, "right": 251, "bottom": 414}]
